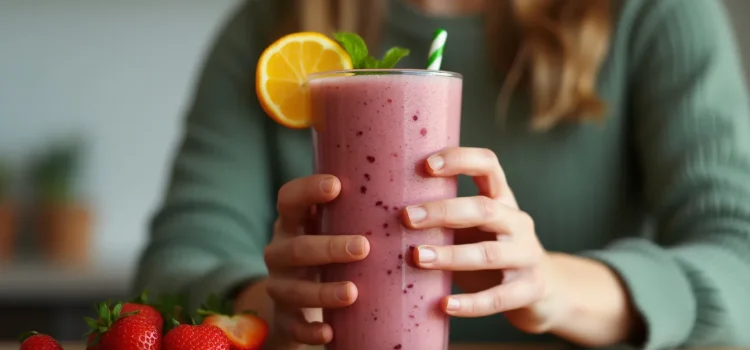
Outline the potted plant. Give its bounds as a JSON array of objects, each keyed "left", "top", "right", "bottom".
[
  {"left": 0, "top": 160, "right": 17, "bottom": 265},
  {"left": 32, "top": 139, "right": 93, "bottom": 268}
]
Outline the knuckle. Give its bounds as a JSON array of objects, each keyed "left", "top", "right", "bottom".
[
  {"left": 432, "top": 201, "right": 449, "bottom": 221},
  {"left": 480, "top": 147, "right": 499, "bottom": 165},
  {"left": 289, "top": 237, "right": 307, "bottom": 263},
  {"left": 263, "top": 245, "right": 274, "bottom": 265},
  {"left": 518, "top": 210, "right": 535, "bottom": 231},
  {"left": 478, "top": 196, "right": 496, "bottom": 220},
  {"left": 328, "top": 237, "right": 340, "bottom": 260},
  {"left": 492, "top": 291, "right": 505, "bottom": 313},
  {"left": 273, "top": 218, "right": 282, "bottom": 234},
  {"left": 479, "top": 242, "right": 499, "bottom": 266}
]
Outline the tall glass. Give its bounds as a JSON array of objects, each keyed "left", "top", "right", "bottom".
[{"left": 309, "top": 69, "right": 462, "bottom": 350}]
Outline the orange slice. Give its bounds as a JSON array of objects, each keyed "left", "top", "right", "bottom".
[{"left": 256, "top": 32, "right": 353, "bottom": 129}]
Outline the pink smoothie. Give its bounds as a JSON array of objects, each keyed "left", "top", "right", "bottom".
[{"left": 309, "top": 70, "right": 462, "bottom": 350}]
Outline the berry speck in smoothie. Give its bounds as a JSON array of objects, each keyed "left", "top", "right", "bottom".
[
  {"left": 383, "top": 223, "right": 389, "bottom": 228},
  {"left": 356, "top": 131, "right": 363, "bottom": 136},
  {"left": 420, "top": 128, "right": 427, "bottom": 136},
  {"left": 366, "top": 230, "right": 373, "bottom": 236},
  {"left": 412, "top": 115, "right": 418, "bottom": 121},
  {"left": 394, "top": 345, "right": 402, "bottom": 350},
  {"left": 397, "top": 254, "right": 403, "bottom": 260},
  {"left": 366, "top": 156, "right": 376, "bottom": 163},
  {"left": 375, "top": 201, "right": 383, "bottom": 206},
  {"left": 383, "top": 205, "right": 390, "bottom": 210},
  {"left": 387, "top": 99, "right": 392, "bottom": 103},
  {"left": 360, "top": 186, "right": 367, "bottom": 194},
  {"left": 407, "top": 284, "right": 414, "bottom": 288},
  {"left": 387, "top": 270, "right": 392, "bottom": 275},
  {"left": 364, "top": 173, "right": 371, "bottom": 181}
]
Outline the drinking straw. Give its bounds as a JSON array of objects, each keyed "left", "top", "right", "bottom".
[{"left": 427, "top": 28, "right": 447, "bottom": 70}]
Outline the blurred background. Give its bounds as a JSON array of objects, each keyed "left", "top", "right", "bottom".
[{"left": 0, "top": 0, "right": 748, "bottom": 342}]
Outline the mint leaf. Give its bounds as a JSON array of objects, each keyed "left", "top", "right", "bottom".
[
  {"left": 334, "top": 32, "right": 411, "bottom": 69},
  {"left": 362, "top": 56, "right": 380, "bottom": 69},
  {"left": 334, "top": 32, "right": 368, "bottom": 68},
  {"left": 378, "top": 47, "right": 410, "bottom": 68}
]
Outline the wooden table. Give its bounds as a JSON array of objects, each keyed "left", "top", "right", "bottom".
[{"left": 1, "top": 343, "right": 747, "bottom": 350}]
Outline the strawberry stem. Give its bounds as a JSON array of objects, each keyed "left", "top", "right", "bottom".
[
  {"left": 84, "top": 301, "right": 139, "bottom": 346},
  {"left": 18, "top": 331, "right": 39, "bottom": 343}
]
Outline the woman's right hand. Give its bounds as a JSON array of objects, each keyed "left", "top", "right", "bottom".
[{"left": 262, "top": 175, "right": 371, "bottom": 348}]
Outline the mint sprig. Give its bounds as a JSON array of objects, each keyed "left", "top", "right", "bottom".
[{"left": 334, "top": 32, "right": 410, "bottom": 69}]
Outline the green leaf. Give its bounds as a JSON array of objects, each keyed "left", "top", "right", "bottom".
[
  {"left": 18, "top": 331, "right": 39, "bottom": 343},
  {"left": 84, "top": 317, "right": 99, "bottom": 330},
  {"left": 361, "top": 56, "right": 380, "bottom": 69},
  {"left": 379, "top": 47, "right": 410, "bottom": 69},
  {"left": 98, "top": 303, "right": 110, "bottom": 323},
  {"left": 334, "top": 32, "right": 412, "bottom": 69},
  {"left": 334, "top": 32, "right": 368, "bottom": 68},
  {"left": 112, "top": 303, "right": 122, "bottom": 318}
]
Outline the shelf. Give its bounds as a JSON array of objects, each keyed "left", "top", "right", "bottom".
[{"left": 0, "top": 263, "right": 133, "bottom": 301}]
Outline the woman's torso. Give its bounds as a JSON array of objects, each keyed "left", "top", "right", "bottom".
[{"left": 265, "top": 0, "right": 647, "bottom": 345}]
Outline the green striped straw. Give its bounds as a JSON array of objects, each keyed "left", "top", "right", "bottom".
[{"left": 427, "top": 29, "right": 447, "bottom": 70}]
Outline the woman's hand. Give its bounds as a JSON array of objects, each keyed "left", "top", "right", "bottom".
[
  {"left": 403, "top": 147, "right": 564, "bottom": 334},
  {"left": 261, "top": 175, "right": 370, "bottom": 348}
]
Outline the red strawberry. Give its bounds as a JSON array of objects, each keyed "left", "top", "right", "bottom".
[
  {"left": 201, "top": 314, "right": 267, "bottom": 350},
  {"left": 198, "top": 294, "right": 268, "bottom": 350},
  {"left": 163, "top": 324, "right": 230, "bottom": 350},
  {"left": 121, "top": 291, "right": 164, "bottom": 335},
  {"left": 86, "top": 333, "right": 99, "bottom": 350},
  {"left": 86, "top": 302, "right": 161, "bottom": 350},
  {"left": 99, "top": 316, "right": 160, "bottom": 350},
  {"left": 121, "top": 303, "right": 163, "bottom": 335},
  {"left": 19, "top": 332, "right": 62, "bottom": 350}
]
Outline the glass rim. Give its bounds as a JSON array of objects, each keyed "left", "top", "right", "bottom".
[{"left": 307, "top": 68, "right": 462, "bottom": 81}]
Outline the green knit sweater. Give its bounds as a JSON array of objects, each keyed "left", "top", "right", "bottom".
[{"left": 134, "top": 0, "right": 750, "bottom": 348}]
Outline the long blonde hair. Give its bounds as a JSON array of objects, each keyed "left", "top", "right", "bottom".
[{"left": 275, "top": 0, "right": 612, "bottom": 131}]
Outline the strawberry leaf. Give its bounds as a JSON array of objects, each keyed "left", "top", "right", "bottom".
[{"left": 18, "top": 331, "right": 39, "bottom": 343}]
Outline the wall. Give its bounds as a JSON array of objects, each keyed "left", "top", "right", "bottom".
[
  {"left": 0, "top": 0, "right": 240, "bottom": 275},
  {"left": 0, "top": 0, "right": 748, "bottom": 280}
]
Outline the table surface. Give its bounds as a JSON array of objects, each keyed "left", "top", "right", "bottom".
[
  {"left": 1, "top": 344, "right": 561, "bottom": 350},
  {"left": 1, "top": 343, "right": 747, "bottom": 350}
]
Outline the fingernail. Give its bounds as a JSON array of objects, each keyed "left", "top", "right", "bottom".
[
  {"left": 406, "top": 206, "right": 427, "bottom": 223},
  {"left": 417, "top": 246, "right": 437, "bottom": 263},
  {"left": 320, "top": 178, "right": 335, "bottom": 193},
  {"left": 427, "top": 155, "right": 445, "bottom": 171},
  {"left": 446, "top": 297, "right": 460, "bottom": 311},
  {"left": 346, "top": 237, "right": 365, "bottom": 256},
  {"left": 335, "top": 283, "right": 350, "bottom": 301}
]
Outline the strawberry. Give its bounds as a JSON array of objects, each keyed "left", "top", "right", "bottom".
[
  {"left": 85, "top": 302, "right": 161, "bottom": 350},
  {"left": 122, "top": 292, "right": 164, "bottom": 335},
  {"left": 163, "top": 323, "right": 230, "bottom": 350},
  {"left": 19, "top": 332, "right": 62, "bottom": 350},
  {"left": 198, "top": 294, "right": 268, "bottom": 350},
  {"left": 86, "top": 332, "right": 99, "bottom": 350}
]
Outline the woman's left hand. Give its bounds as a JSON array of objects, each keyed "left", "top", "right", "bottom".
[{"left": 402, "top": 147, "right": 564, "bottom": 334}]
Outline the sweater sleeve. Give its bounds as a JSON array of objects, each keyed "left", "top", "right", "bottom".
[
  {"left": 583, "top": 1, "right": 750, "bottom": 348},
  {"left": 133, "top": 1, "right": 277, "bottom": 310}
]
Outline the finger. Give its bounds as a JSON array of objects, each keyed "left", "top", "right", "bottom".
[
  {"left": 274, "top": 309, "right": 332, "bottom": 345},
  {"left": 414, "top": 241, "right": 539, "bottom": 270},
  {"left": 288, "top": 321, "right": 332, "bottom": 345},
  {"left": 403, "top": 196, "right": 534, "bottom": 235},
  {"left": 267, "top": 278, "right": 358, "bottom": 308},
  {"left": 277, "top": 175, "right": 341, "bottom": 234},
  {"left": 264, "top": 235, "right": 369, "bottom": 269},
  {"left": 425, "top": 147, "right": 508, "bottom": 199},
  {"left": 441, "top": 279, "right": 543, "bottom": 317}
]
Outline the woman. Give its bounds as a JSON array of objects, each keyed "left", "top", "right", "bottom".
[{"left": 134, "top": 0, "right": 750, "bottom": 349}]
